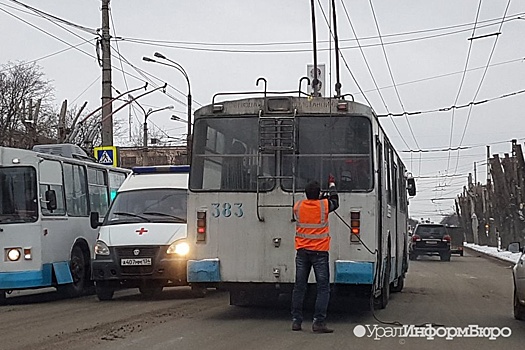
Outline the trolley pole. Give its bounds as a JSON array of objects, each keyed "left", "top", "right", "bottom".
[{"left": 101, "top": 0, "right": 113, "bottom": 146}]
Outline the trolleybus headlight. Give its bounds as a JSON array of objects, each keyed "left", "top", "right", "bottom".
[
  {"left": 167, "top": 242, "right": 190, "bottom": 256},
  {"left": 6, "top": 248, "right": 21, "bottom": 261},
  {"left": 94, "top": 241, "right": 110, "bottom": 256}
]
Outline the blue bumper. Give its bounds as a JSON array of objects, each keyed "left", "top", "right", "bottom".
[
  {"left": 0, "top": 264, "right": 53, "bottom": 289},
  {"left": 0, "top": 262, "right": 73, "bottom": 290},
  {"left": 187, "top": 259, "right": 220, "bottom": 283},
  {"left": 334, "top": 260, "right": 374, "bottom": 284}
]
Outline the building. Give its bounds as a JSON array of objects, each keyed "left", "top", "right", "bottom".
[{"left": 118, "top": 146, "right": 187, "bottom": 167}]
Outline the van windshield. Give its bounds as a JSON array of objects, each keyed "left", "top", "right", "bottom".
[{"left": 105, "top": 189, "right": 187, "bottom": 225}]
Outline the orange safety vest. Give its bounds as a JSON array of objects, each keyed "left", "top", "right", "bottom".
[{"left": 293, "top": 198, "right": 330, "bottom": 251}]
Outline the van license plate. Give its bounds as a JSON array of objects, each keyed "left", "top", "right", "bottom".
[{"left": 121, "top": 258, "right": 152, "bottom": 266}]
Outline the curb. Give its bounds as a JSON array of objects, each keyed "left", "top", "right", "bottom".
[{"left": 463, "top": 246, "right": 517, "bottom": 266}]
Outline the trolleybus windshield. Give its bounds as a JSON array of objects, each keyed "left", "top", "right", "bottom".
[
  {"left": 0, "top": 166, "right": 38, "bottom": 223},
  {"left": 190, "top": 115, "right": 372, "bottom": 192}
]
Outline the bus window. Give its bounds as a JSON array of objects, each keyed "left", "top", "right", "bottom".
[
  {"left": 39, "top": 160, "right": 66, "bottom": 216},
  {"left": 63, "top": 163, "right": 88, "bottom": 217},
  {"left": 88, "top": 168, "right": 109, "bottom": 217},
  {"left": 282, "top": 116, "right": 373, "bottom": 192},
  {"left": 190, "top": 117, "right": 275, "bottom": 191},
  {"left": 109, "top": 171, "right": 127, "bottom": 201},
  {"left": 0, "top": 166, "right": 38, "bottom": 223}
]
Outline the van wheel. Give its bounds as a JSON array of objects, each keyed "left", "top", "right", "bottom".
[
  {"left": 95, "top": 282, "right": 115, "bottom": 301},
  {"left": 139, "top": 282, "right": 163, "bottom": 298},
  {"left": 190, "top": 285, "right": 207, "bottom": 298},
  {"left": 57, "top": 246, "right": 87, "bottom": 298}
]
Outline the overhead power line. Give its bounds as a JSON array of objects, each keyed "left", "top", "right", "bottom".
[
  {"left": 7, "top": 0, "right": 99, "bottom": 35},
  {"left": 376, "top": 86, "right": 525, "bottom": 118},
  {"left": 113, "top": 12, "right": 525, "bottom": 52}
]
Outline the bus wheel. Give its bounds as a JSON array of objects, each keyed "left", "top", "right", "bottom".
[
  {"left": 374, "top": 254, "right": 391, "bottom": 309},
  {"left": 139, "top": 282, "right": 164, "bottom": 298},
  {"left": 95, "top": 282, "right": 115, "bottom": 301},
  {"left": 0, "top": 290, "right": 6, "bottom": 305},
  {"left": 58, "top": 246, "right": 87, "bottom": 298},
  {"left": 390, "top": 275, "right": 404, "bottom": 293}
]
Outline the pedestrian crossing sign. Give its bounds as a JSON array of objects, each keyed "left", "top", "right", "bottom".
[{"left": 94, "top": 146, "right": 118, "bottom": 167}]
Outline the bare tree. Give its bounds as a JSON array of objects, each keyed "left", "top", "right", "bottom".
[{"left": 0, "top": 61, "right": 56, "bottom": 148}]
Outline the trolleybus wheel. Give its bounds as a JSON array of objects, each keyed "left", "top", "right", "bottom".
[
  {"left": 374, "top": 248, "right": 391, "bottom": 309},
  {"left": 58, "top": 245, "right": 88, "bottom": 298},
  {"left": 390, "top": 275, "right": 404, "bottom": 293}
]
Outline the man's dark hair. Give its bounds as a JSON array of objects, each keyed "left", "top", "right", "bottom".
[{"left": 305, "top": 181, "right": 321, "bottom": 199}]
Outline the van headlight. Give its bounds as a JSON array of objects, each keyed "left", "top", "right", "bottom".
[
  {"left": 94, "top": 241, "right": 110, "bottom": 256},
  {"left": 167, "top": 242, "right": 190, "bottom": 256}
]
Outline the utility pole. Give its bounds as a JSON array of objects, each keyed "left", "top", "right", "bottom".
[
  {"left": 486, "top": 145, "right": 491, "bottom": 183},
  {"left": 57, "top": 100, "right": 68, "bottom": 143},
  {"left": 101, "top": 0, "right": 113, "bottom": 146}
]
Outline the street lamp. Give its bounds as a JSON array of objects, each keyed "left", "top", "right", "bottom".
[
  {"left": 143, "top": 53, "right": 192, "bottom": 164},
  {"left": 130, "top": 98, "right": 173, "bottom": 148}
]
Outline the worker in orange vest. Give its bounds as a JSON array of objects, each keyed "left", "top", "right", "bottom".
[{"left": 291, "top": 176, "right": 339, "bottom": 333}]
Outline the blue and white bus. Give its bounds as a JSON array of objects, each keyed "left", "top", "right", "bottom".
[
  {"left": 186, "top": 88, "right": 416, "bottom": 308},
  {"left": 0, "top": 144, "right": 130, "bottom": 302}
]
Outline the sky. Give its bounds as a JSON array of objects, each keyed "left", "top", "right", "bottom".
[{"left": 1, "top": 0, "right": 525, "bottom": 222}]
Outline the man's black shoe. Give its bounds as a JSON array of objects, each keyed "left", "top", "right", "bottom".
[
  {"left": 312, "top": 322, "right": 334, "bottom": 333},
  {"left": 292, "top": 321, "right": 302, "bottom": 331}
]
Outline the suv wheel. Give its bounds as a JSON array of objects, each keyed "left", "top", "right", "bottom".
[{"left": 440, "top": 252, "right": 451, "bottom": 261}]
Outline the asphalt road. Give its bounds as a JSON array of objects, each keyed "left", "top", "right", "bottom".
[{"left": 1, "top": 250, "right": 524, "bottom": 350}]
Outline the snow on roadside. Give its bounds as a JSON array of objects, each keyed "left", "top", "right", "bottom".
[{"left": 464, "top": 243, "right": 521, "bottom": 264}]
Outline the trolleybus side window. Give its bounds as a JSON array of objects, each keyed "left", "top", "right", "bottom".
[
  {"left": 190, "top": 117, "right": 275, "bottom": 191},
  {"left": 63, "top": 163, "right": 88, "bottom": 217},
  {"left": 88, "top": 168, "right": 109, "bottom": 217},
  {"left": 282, "top": 116, "right": 373, "bottom": 192},
  {"left": 399, "top": 164, "right": 408, "bottom": 213},
  {"left": 39, "top": 159, "right": 66, "bottom": 216},
  {"left": 109, "top": 171, "right": 127, "bottom": 201}
]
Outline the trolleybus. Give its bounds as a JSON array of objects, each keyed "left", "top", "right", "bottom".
[
  {"left": 186, "top": 82, "right": 416, "bottom": 308},
  {"left": 0, "top": 144, "right": 130, "bottom": 302}
]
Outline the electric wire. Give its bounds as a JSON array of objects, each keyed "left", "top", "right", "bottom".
[
  {"left": 444, "top": 0, "right": 482, "bottom": 182},
  {"left": 1, "top": 1, "right": 198, "bottom": 118},
  {"left": 368, "top": 0, "right": 421, "bottom": 156},
  {"left": 115, "top": 13, "right": 525, "bottom": 53},
  {"left": 6, "top": 0, "right": 99, "bottom": 35},
  {"left": 452, "top": 0, "right": 512, "bottom": 176}
]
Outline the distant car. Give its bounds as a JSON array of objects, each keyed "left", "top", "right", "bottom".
[
  {"left": 511, "top": 242, "right": 525, "bottom": 320},
  {"left": 446, "top": 225, "right": 465, "bottom": 256},
  {"left": 409, "top": 223, "right": 451, "bottom": 261}
]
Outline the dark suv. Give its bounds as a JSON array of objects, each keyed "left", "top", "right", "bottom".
[{"left": 409, "top": 223, "right": 451, "bottom": 261}]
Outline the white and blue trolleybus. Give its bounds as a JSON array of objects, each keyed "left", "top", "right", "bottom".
[
  {"left": 186, "top": 82, "right": 416, "bottom": 308},
  {"left": 0, "top": 144, "right": 130, "bottom": 302}
]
